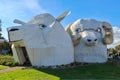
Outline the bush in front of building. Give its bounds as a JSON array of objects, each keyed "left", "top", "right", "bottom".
[{"left": 0, "top": 55, "right": 19, "bottom": 67}]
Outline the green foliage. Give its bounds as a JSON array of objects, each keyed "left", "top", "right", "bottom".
[
  {"left": 4, "top": 61, "right": 13, "bottom": 66},
  {"left": 0, "top": 41, "right": 12, "bottom": 55},
  {"left": 11, "top": 62, "right": 19, "bottom": 67},
  {"left": 0, "top": 55, "right": 14, "bottom": 60},
  {"left": 0, "top": 61, "right": 19, "bottom": 67},
  {"left": 108, "top": 48, "right": 114, "bottom": 52},
  {"left": 0, "top": 55, "right": 18, "bottom": 67},
  {"left": 108, "top": 44, "right": 120, "bottom": 59},
  {"left": 115, "top": 44, "right": 120, "bottom": 51},
  {"left": 0, "top": 60, "right": 6, "bottom": 65}
]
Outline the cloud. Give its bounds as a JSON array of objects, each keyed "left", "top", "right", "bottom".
[
  {"left": 107, "top": 26, "right": 120, "bottom": 48},
  {"left": 0, "top": 0, "right": 47, "bottom": 19},
  {"left": 0, "top": 0, "right": 47, "bottom": 39}
]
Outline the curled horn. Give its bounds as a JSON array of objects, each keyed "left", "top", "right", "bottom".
[
  {"left": 65, "top": 23, "right": 81, "bottom": 46},
  {"left": 65, "top": 23, "right": 72, "bottom": 34},
  {"left": 102, "top": 22, "right": 113, "bottom": 44}
]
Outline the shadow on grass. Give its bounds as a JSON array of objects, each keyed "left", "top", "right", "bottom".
[{"left": 34, "top": 63, "right": 120, "bottom": 80}]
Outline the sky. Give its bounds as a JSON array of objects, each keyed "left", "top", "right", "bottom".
[{"left": 0, "top": 0, "right": 120, "bottom": 48}]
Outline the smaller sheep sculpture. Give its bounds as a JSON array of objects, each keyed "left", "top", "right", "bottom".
[{"left": 66, "top": 19, "right": 113, "bottom": 63}]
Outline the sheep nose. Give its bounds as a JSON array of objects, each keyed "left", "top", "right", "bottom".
[
  {"left": 87, "top": 39, "right": 92, "bottom": 42},
  {"left": 87, "top": 38, "right": 97, "bottom": 42}
]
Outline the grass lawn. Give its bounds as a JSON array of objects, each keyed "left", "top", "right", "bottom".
[
  {"left": 0, "top": 65, "right": 7, "bottom": 70},
  {"left": 0, "top": 68, "right": 60, "bottom": 80},
  {"left": 39, "top": 63, "right": 120, "bottom": 79},
  {"left": 0, "top": 62, "right": 120, "bottom": 80}
]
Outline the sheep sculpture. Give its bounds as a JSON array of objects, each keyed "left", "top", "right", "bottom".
[
  {"left": 66, "top": 19, "right": 113, "bottom": 63},
  {"left": 7, "top": 11, "right": 74, "bottom": 66}
]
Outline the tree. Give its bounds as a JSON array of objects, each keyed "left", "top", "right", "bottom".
[
  {"left": 115, "top": 44, "right": 120, "bottom": 51},
  {"left": 108, "top": 48, "right": 114, "bottom": 52}
]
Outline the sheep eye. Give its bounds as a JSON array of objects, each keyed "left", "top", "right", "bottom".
[
  {"left": 76, "top": 28, "right": 81, "bottom": 33},
  {"left": 96, "top": 28, "right": 101, "bottom": 32},
  {"left": 39, "top": 24, "right": 46, "bottom": 29}
]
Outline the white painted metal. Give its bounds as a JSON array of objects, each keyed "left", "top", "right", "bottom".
[
  {"left": 8, "top": 12, "right": 74, "bottom": 66},
  {"left": 11, "top": 44, "right": 19, "bottom": 62},
  {"left": 66, "top": 19, "right": 113, "bottom": 63}
]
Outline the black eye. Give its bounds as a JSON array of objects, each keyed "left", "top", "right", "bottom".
[
  {"left": 76, "top": 28, "right": 81, "bottom": 33},
  {"left": 96, "top": 28, "right": 101, "bottom": 32},
  {"left": 39, "top": 24, "right": 46, "bottom": 29},
  {"left": 41, "top": 25, "right": 46, "bottom": 28}
]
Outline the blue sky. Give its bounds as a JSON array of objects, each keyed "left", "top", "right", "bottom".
[{"left": 0, "top": 0, "right": 120, "bottom": 47}]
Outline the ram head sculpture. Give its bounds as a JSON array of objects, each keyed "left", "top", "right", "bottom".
[{"left": 66, "top": 19, "right": 113, "bottom": 63}]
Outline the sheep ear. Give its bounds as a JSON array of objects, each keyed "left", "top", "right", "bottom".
[
  {"left": 102, "top": 22, "right": 113, "bottom": 45},
  {"left": 56, "top": 11, "right": 71, "bottom": 22},
  {"left": 13, "top": 19, "right": 26, "bottom": 25}
]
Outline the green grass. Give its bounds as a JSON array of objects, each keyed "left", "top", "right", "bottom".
[
  {"left": 0, "top": 63, "right": 120, "bottom": 80},
  {"left": 0, "top": 68, "right": 60, "bottom": 80},
  {"left": 39, "top": 63, "right": 120, "bottom": 79},
  {"left": 0, "top": 65, "right": 7, "bottom": 70}
]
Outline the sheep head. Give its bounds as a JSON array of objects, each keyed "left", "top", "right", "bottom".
[
  {"left": 66, "top": 19, "right": 114, "bottom": 46},
  {"left": 8, "top": 11, "right": 71, "bottom": 43}
]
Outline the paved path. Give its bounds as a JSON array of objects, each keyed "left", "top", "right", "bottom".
[{"left": 0, "top": 66, "right": 27, "bottom": 74}]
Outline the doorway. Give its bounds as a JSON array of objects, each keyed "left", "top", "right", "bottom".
[{"left": 21, "top": 47, "right": 31, "bottom": 66}]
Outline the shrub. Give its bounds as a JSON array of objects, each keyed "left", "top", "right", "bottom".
[
  {"left": 2, "top": 61, "right": 19, "bottom": 67},
  {"left": 5, "top": 62, "right": 13, "bottom": 66},
  {"left": 11, "top": 62, "right": 19, "bottom": 67},
  {"left": 0, "top": 55, "right": 19, "bottom": 67},
  {"left": 0, "top": 60, "right": 6, "bottom": 65}
]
